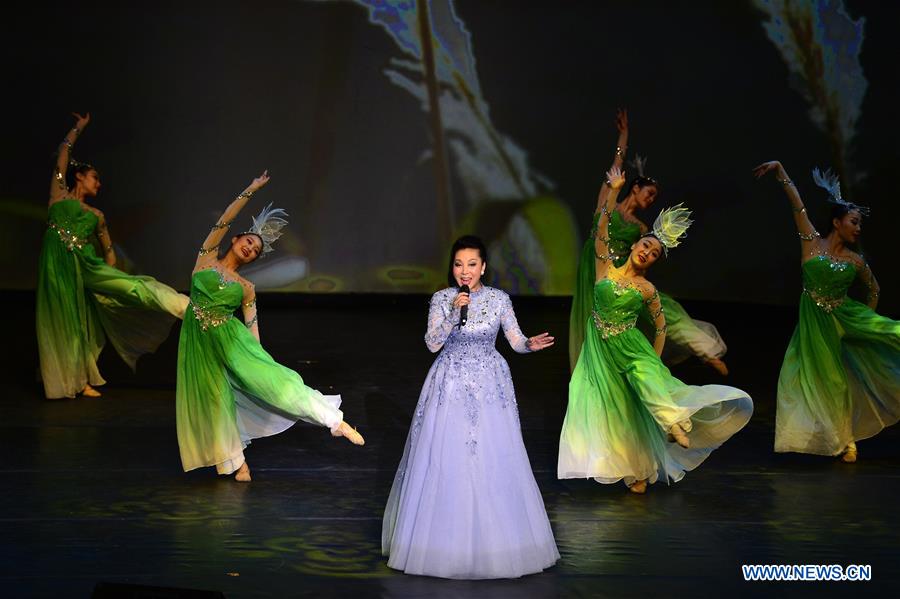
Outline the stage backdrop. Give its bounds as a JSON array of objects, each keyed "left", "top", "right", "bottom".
[{"left": 3, "top": 0, "right": 897, "bottom": 311}]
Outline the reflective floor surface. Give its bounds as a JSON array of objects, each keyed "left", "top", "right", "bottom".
[{"left": 4, "top": 293, "right": 898, "bottom": 597}]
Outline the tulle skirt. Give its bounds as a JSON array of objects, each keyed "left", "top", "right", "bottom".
[
  {"left": 36, "top": 232, "right": 188, "bottom": 398},
  {"left": 560, "top": 322, "right": 752, "bottom": 485},
  {"left": 176, "top": 310, "right": 343, "bottom": 474},
  {"left": 382, "top": 350, "right": 559, "bottom": 579}
]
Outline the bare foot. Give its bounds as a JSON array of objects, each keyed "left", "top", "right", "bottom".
[
  {"left": 628, "top": 479, "right": 648, "bottom": 494},
  {"left": 669, "top": 423, "right": 690, "bottom": 448},
  {"left": 81, "top": 384, "right": 101, "bottom": 398},
  {"left": 840, "top": 442, "right": 857, "bottom": 463},
  {"left": 332, "top": 421, "right": 365, "bottom": 446},
  {"left": 705, "top": 358, "right": 729, "bottom": 376},
  {"left": 235, "top": 462, "right": 252, "bottom": 482}
]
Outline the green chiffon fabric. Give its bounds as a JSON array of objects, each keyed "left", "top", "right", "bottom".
[
  {"left": 568, "top": 211, "right": 726, "bottom": 371},
  {"left": 176, "top": 269, "right": 343, "bottom": 474},
  {"left": 775, "top": 255, "right": 900, "bottom": 455},
  {"left": 559, "top": 278, "right": 752, "bottom": 485},
  {"left": 36, "top": 199, "right": 189, "bottom": 398}
]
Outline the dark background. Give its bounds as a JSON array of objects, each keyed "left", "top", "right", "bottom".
[{"left": 2, "top": 0, "right": 896, "bottom": 311}]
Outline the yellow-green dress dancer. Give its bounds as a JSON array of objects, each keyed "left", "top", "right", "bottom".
[
  {"left": 559, "top": 165, "right": 752, "bottom": 494},
  {"left": 37, "top": 113, "right": 188, "bottom": 399},
  {"left": 754, "top": 161, "right": 900, "bottom": 462},
  {"left": 175, "top": 171, "right": 364, "bottom": 482},
  {"left": 569, "top": 112, "right": 727, "bottom": 375}
]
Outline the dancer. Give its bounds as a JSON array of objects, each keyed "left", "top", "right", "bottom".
[
  {"left": 753, "top": 161, "right": 899, "bottom": 462},
  {"left": 569, "top": 110, "right": 728, "bottom": 375},
  {"left": 559, "top": 166, "right": 752, "bottom": 494},
  {"left": 383, "top": 235, "right": 559, "bottom": 578},
  {"left": 176, "top": 171, "right": 363, "bottom": 482},
  {"left": 37, "top": 113, "right": 189, "bottom": 399}
]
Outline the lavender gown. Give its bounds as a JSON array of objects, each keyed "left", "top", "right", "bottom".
[{"left": 382, "top": 286, "right": 559, "bottom": 579}]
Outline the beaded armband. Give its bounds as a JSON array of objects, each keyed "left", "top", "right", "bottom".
[
  {"left": 53, "top": 168, "right": 67, "bottom": 191},
  {"left": 798, "top": 231, "right": 819, "bottom": 241}
]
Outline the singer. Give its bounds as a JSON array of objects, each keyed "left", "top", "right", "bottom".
[{"left": 382, "top": 235, "right": 559, "bottom": 579}]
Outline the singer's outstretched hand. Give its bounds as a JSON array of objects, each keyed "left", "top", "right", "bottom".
[{"left": 526, "top": 332, "right": 554, "bottom": 352}]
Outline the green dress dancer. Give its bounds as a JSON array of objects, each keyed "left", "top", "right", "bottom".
[
  {"left": 569, "top": 210, "right": 727, "bottom": 372},
  {"left": 175, "top": 172, "right": 363, "bottom": 478},
  {"left": 776, "top": 255, "right": 900, "bottom": 455},
  {"left": 754, "top": 161, "right": 900, "bottom": 459},
  {"left": 559, "top": 168, "right": 751, "bottom": 490},
  {"left": 37, "top": 115, "right": 188, "bottom": 398},
  {"left": 176, "top": 268, "right": 346, "bottom": 474}
]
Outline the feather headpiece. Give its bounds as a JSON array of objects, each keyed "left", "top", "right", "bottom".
[
  {"left": 242, "top": 203, "right": 289, "bottom": 256},
  {"left": 649, "top": 203, "right": 693, "bottom": 255},
  {"left": 812, "top": 167, "right": 869, "bottom": 216}
]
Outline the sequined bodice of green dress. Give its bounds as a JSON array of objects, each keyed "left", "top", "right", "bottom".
[
  {"left": 35, "top": 199, "right": 188, "bottom": 398},
  {"left": 775, "top": 255, "right": 900, "bottom": 455}
]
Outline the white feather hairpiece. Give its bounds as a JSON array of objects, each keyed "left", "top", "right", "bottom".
[
  {"left": 649, "top": 203, "right": 693, "bottom": 255},
  {"left": 243, "top": 203, "right": 289, "bottom": 255},
  {"left": 629, "top": 154, "right": 648, "bottom": 178},
  {"left": 811, "top": 167, "right": 869, "bottom": 216}
]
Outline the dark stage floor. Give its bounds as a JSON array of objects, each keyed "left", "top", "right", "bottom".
[{"left": 3, "top": 292, "right": 898, "bottom": 598}]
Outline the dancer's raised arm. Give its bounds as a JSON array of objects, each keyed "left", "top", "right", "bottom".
[
  {"left": 593, "top": 109, "right": 629, "bottom": 219},
  {"left": 195, "top": 171, "right": 270, "bottom": 270},
  {"left": 50, "top": 112, "right": 90, "bottom": 203},
  {"left": 594, "top": 165, "right": 626, "bottom": 281},
  {"left": 753, "top": 161, "right": 819, "bottom": 258}
]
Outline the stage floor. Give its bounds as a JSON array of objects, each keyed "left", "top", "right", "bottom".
[{"left": 4, "top": 293, "right": 898, "bottom": 597}]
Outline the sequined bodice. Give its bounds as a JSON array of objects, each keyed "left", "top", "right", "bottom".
[
  {"left": 802, "top": 255, "right": 856, "bottom": 312},
  {"left": 426, "top": 286, "right": 530, "bottom": 360},
  {"left": 443, "top": 287, "right": 510, "bottom": 355},
  {"left": 188, "top": 269, "right": 242, "bottom": 330},
  {"left": 594, "top": 210, "right": 642, "bottom": 268},
  {"left": 47, "top": 199, "right": 98, "bottom": 251},
  {"left": 593, "top": 278, "right": 644, "bottom": 324}
]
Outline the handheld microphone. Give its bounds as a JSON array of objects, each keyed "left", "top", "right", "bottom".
[{"left": 458, "top": 284, "right": 470, "bottom": 326}]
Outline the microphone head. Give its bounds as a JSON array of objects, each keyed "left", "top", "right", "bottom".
[{"left": 459, "top": 284, "right": 470, "bottom": 294}]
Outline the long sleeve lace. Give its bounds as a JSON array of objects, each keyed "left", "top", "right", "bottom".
[
  {"left": 499, "top": 294, "right": 531, "bottom": 354},
  {"left": 424, "top": 291, "right": 460, "bottom": 353}
]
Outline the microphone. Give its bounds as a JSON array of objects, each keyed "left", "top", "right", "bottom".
[{"left": 458, "top": 284, "right": 470, "bottom": 326}]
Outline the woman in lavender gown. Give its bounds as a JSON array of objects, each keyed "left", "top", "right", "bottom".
[{"left": 382, "top": 236, "right": 560, "bottom": 579}]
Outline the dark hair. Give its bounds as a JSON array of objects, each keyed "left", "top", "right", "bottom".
[
  {"left": 65, "top": 161, "right": 98, "bottom": 190},
  {"left": 825, "top": 203, "right": 857, "bottom": 233},
  {"left": 447, "top": 235, "right": 488, "bottom": 288},
  {"left": 627, "top": 176, "right": 659, "bottom": 193}
]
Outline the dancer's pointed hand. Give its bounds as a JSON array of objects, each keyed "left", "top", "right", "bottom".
[
  {"left": 72, "top": 112, "right": 90, "bottom": 130},
  {"left": 249, "top": 170, "right": 270, "bottom": 191},
  {"left": 751, "top": 161, "right": 783, "bottom": 179},
  {"left": 615, "top": 108, "right": 628, "bottom": 133},
  {"left": 606, "top": 165, "right": 625, "bottom": 189}
]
